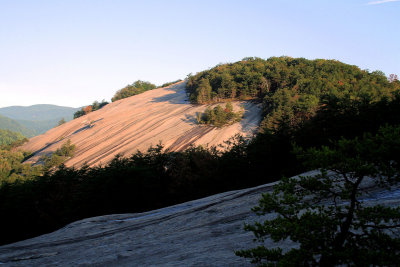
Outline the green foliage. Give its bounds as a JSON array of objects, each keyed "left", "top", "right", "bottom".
[
  {"left": 73, "top": 109, "right": 85, "bottom": 119},
  {"left": 236, "top": 125, "right": 400, "bottom": 266},
  {"left": 0, "top": 129, "right": 26, "bottom": 146},
  {"left": 0, "top": 138, "right": 41, "bottom": 184},
  {"left": 112, "top": 80, "right": 156, "bottom": 102},
  {"left": 198, "top": 102, "right": 243, "bottom": 127},
  {"left": 73, "top": 100, "right": 108, "bottom": 119},
  {"left": 91, "top": 100, "right": 109, "bottom": 111},
  {"left": 190, "top": 78, "right": 212, "bottom": 104},
  {"left": 0, "top": 114, "right": 36, "bottom": 137},
  {"left": 40, "top": 139, "right": 76, "bottom": 170},
  {"left": 56, "top": 139, "right": 76, "bottom": 157},
  {"left": 186, "top": 57, "right": 398, "bottom": 132}
]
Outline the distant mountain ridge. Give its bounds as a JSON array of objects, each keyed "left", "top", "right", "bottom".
[
  {"left": 0, "top": 104, "right": 79, "bottom": 137},
  {"left": 0, "top": 115, "right": 36, "bottom": 137},
  {"left": 0, "top": 104, "right": 79, "bottom": 121}
]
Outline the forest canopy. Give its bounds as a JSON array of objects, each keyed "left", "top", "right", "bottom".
[
  {"left": 0, "top": 129, "right": 26, "bottom": 146},
  {"left": 186, "top": 57, "right": 399, "bottom": 131}
]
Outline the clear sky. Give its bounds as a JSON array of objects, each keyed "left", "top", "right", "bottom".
[{"left": 0, "top": 0, "right": 399, "bottom": 108}]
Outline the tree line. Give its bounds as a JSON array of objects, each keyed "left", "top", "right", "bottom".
[{"left": 73, "top": 100, "right": 109, "bottom": 119}]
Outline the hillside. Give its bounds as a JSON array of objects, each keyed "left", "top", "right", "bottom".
[
  {"left": 15, "top": 118, "right": 64, "bottom": 136},
  {"left": 0, "top": 104, "right": 79, "bottom": 137},
  {"left": 0, "top": 114, "right": 35, "bottom": 137},
  {"left": 0, "top": 104, "right": 79, "bottom": 121},
  {"left": 20, "top": 81, "right": 261, "bottom": 167},
  {"left": 0, "top": 104, "right": 78, "bottom": 137},
  {"left": 1, "top": 170, "right": 399, "bottom": 266}
]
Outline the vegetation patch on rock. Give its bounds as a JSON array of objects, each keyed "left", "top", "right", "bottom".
[
  {"left": 40, "top": 139, "right": 76, "bottom": 170},
  {"left": 197, "top": 102, "right": 244, "bottom": 127},
  {"left": 112, "top": 80, "right": 156, "bottom": 102}
]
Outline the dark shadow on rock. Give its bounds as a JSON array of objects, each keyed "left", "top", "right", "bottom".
[
  {"left": 150, "top": 82, "right": 191, "bottom": 105},
  {"left": 27, "top": 118, "right": 104, "bottom": 161},
  {"left": 239, "top": 101, "right": 262, "bottom": 130},
  {"left": 181, "top": 114, "right": 198, "bottom": 126},
  {"left": 72, "top": 118, "right": 104, "bottom": 135},
  {"left": 167, "top": 126, "right": 215, "bottom": 151}
]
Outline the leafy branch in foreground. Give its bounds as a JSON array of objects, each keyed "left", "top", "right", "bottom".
[{"left": 236, "top": 125, "right": 400, "bottom": 266}]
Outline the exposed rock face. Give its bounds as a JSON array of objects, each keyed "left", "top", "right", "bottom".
[
  {"left": 0, "top": 182, "right": 275, "bottom": 266},
  {"left": 1, "top": 171, "right": 399, "bottom": 266},
  {"left": 20, "top": 81, "right": 262, "bottom": 167}
]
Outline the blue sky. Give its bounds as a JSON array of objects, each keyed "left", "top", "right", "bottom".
[{"left": 0, "top": 0, "right": 399, "bottom": 108}]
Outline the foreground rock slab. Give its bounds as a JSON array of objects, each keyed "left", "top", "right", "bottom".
[
  {"left": 1, "top": 171, "right": 399, "bottom": 266},
  {"left": 0, "top": 181, "right": 279, "bottom": 266}
]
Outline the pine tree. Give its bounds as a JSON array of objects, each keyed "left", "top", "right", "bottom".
[{"left": 236, "top": 125, "right": 400, "bottom": 266}]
